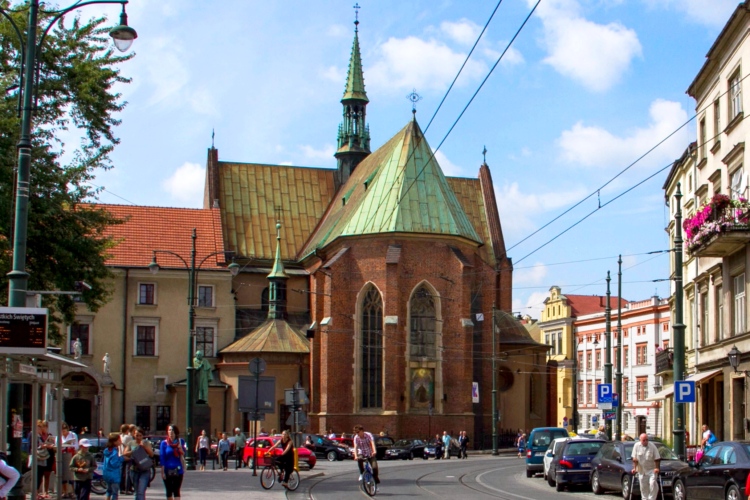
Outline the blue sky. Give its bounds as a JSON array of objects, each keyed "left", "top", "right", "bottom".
[{"left": 59, "top": 0, "right": 737, "bottom": 317}]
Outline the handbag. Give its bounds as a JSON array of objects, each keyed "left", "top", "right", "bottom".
[
  {"left": 36, "top": 447, "right": 50, "bottom": 461},
  {"left": 130, "top": 445, "right": 153, "bottom": 472},
  {"left": 166, "top": 468, "right": 180, "bottom": 477}
]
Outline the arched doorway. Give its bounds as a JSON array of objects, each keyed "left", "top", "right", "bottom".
[
  {"left": 64, "top": 399, "right": 92, "bottom": 433},
  {"left": 62, "top": 372, "right": 99, "bottom": 434}
]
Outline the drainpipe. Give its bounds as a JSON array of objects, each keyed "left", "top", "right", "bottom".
[{"left": 121, "top": 269, "right": 129, "bottom": 423}]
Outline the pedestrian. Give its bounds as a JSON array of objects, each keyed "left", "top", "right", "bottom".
[
  {"left": 258, "top": 428, "right": 269, "bottom": 437},
  {"left": 267, "top": 430, "right": 295, "bottom": 489},
  {"left": 328, "top": 429, "right": 336, "bottom": 439},
  {"left": 34, "top": 419, "right": 55, "bottom": 499},
  {"left": 458, "top": 431, "right": 469, "bottom": 459},
  {"left": 631, "top": 433, "right": 660, "bottom": 500},
  {"left": 0, "top": 449, "right": 20, "bottom": 499},
  {"left": 128, "top": 427, "right": 155, "bottom": 500},
  {"left": 595, "top": 424, "right": 608, "bottom": 441},
  {"left": 194, "top": 430, "right": 209, "bottom": 471},
  {"left": 59, "top": 421, "right": 78, "bottom": 499},
  {"left": 218, "top": 433, "right": 230, "bottom": 471},
  {"left": 700, "top": 424, "right": 716, "bottom": 450},
  {"left": 71, "top": 438, "right": 97, "bottom": 500},
  {"left": 103, "top": 434, "right": 130, "bottom": 500},
  {"left": 516, "top": 433, "right": 526, "bottom": 458},
  {"left": 119, "top": 424, "right": 134, "bottom": 495},
  {"left": 160, "top": 424, "right": 186, "bottom": 500},
  {"left": 233, "top": 427, "right": 246, "bottom": 469},
  {"left": 441, "top": 431, "right": 452, "bottom": 459}
]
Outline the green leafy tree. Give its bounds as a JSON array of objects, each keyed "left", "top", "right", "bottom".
[{"left": 0, "top": 4, "right": 132, "bottom": 343}]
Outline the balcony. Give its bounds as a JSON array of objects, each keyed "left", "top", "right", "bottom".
[
  {"left": 685, "top": 194, "right": 750, "bottom": 258},
  {"left": 655, "top": 348, "right": 673, "bottom": 376}
]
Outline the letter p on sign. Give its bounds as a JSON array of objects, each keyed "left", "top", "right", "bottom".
[{"left": 675, "top": 381, "right": 696, "bottom": 403}]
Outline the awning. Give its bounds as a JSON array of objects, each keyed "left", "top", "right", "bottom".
[
  {"left": 687, "top": 368, "right": 722, "bottom": 383},
  {"left": 646, "top": 385, "right": 674, "bottom": 401}
]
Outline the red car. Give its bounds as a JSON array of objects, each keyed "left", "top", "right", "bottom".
[{"left": 242, "top": 436, "right": 317, "bottom": 470}]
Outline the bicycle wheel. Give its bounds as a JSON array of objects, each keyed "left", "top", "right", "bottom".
[
  {"left": 362, "top": 472, "right": 376, "bottom": 496},
  {"left": 260, "top": 466, "right": 276, "bottom": 489},
  {"left": 91, "top": 478, "right": 107, "bottom": 495},
  {"left": 149, "top": 464, "right": 156, "bottom": 484},
  {"left": 286, "top": 470, "right": 300, "bottom": 491}
]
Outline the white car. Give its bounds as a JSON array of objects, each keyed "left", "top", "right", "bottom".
[{"left": 543, "top": 437, "right": 570, "bottom": 483}]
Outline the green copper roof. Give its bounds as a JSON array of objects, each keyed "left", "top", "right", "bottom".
[
  {"left": 301, "top": 118, "right": 482, "bottom": 255},
  {"left": 342, "top": 31, "right": 368, "bottom": 102},
  {"left": 268, "top": 222, "right": 288, "bottom": 280}
]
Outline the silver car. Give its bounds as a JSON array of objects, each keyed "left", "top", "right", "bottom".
[{"left": 543, "top": 437, "right": 571, "bottom": 483}]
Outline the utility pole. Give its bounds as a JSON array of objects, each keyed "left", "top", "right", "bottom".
[
  {"left": 616, "top": 256, "right": 623, "bottom": 441},
  {"left": 491, "top": 306, "right": 498, "bottom": 455},
  {"left": 673, "top": 184, "right": 686, "bottom": 459},
  {"left": 604, "top": 272, "right": 613, "bottom": 440},
  {"left": 572, "top": 334, "right": 578, "bottom": 434}
]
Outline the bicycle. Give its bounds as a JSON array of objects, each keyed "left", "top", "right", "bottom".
[
  {"left": 361, "top": 459, "right": 376, "bottom": 496},
  {"left": 260, "top": 454, "right": 299, "bottom": 491}
]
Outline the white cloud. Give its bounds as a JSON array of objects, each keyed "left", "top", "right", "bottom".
[
  {"left": 483, "top": 43, "right": 525, "bottom": 66},
  {"left": 644, "top": 0, "right": 736, "bottom": 28},
  {"left": 367, "top": 36, "right": 487, "bottom": 92},
  {"left": 515, "top": 262, "right": 549, "bottom": 285},
  {"left": 321, "top": 65, "right": 345, "bottom": 83},
  {"left": 162, "top": 162, "right": 204, "bottom": 205},
  {"left": 513, "top": 291, "right": 548, "bottom": 319},
  {"left": 529, "top": 0, "right": 642, "bottom": 92},
  {"left": 327, "top": 24, "right": 349, "bottom": 37},
  {"left": 496, "top": 181, "right": 589, "bottom": 236},
  {"left": 300, "top": 144, "right": 336, "bottom": 162},
  {"left": 434, "top": 150, "right": 467, "bottom": 177},
  {"left": 557, "top": 99, "right": 689, "bottom": 170},
  {"left": 440, "top": 19, "right": 480, "bottom": 46}
]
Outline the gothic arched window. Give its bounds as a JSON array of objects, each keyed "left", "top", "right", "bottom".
[
  {"left": 361, "top": 286, "right": 383, "bottom": 408},
  {"left": 410, "top": 285, "right": 437, "bottom": 358},
  {"left": 261, "top": 287, "right": 269, "bottom": 313}
]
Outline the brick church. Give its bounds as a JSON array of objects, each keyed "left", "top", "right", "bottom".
[{"left": 206, "top": 15, "right": 550, "bottom": 443}]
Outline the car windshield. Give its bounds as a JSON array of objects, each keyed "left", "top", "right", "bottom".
[
  {"left": 533, "top": 430, "right": 567, "bottom": 447},
  {"left": 655, "top": 443, "right": 679, "bottom": 460},
  {"left": 394, "top": 440, "right": 413, "bottom": 447},
  {"left": 624, "top": 443, "right": 635, "bottom": 460},
  {"left": 565, "top": 441, "right": 604, "bottom": 456}
]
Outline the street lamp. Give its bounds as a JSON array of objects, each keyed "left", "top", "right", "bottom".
[
  {"left": 1, "top": 2, "right": 136, "bottom": 495},
  {"left": 728, "top": 345, "right": 750, "bottom": 375},
  {"left": 149, "top": 228, "right": 239, "bottom": 470}
]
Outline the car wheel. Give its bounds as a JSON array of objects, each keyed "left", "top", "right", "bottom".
[
  {"left": 409, "top": 452, "right": 414, "bottom": 460},
  {"left": 327, "top": 451, "right": 337, "bottom": 462},
  {"left": 592, "top": 470, "right": 604, "bottom": 495},
  {"left": 548, "top": 475, "right": 556, "bottom": 487},
  {"left": 526, "top": 468, "right": 533, "bottom": 478},
  {"left": 672, "top": 479, "right": 687, "bottom": 500},
  {"left": 622, "top": 475, "right": 634, "bottom": 499},
  {"left": 556, "top": 480, "right": 564, "bottom": 492},
  {"left": 726, "top": 483, "right": 740, "bottom": 500}
]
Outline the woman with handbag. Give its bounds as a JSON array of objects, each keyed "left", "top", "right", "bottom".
[
  {"left": 128, "top": 427, "right": 154, "bottom": 500},
  {"left": 159, "top": 425, "right": 186, "bottom": 499},
  {"left": 34, "top": 420, "right": 55, "bottom": 500}
]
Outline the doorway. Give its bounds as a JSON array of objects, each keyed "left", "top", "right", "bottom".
[
  {"left": 64, "top": 399, "right": 92, "bottom": 433},
  {"left": 733, "top": 377, "right": 745, "bottom": 440},
  {"left": 636, "top": 416, "right": 647, "bottom": 435}
]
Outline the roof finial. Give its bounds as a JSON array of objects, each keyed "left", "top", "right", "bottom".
[
  {"left": 482, "top": 145, "right": 487, "bottom": 164},
  {"left": 407, "top": 88, "right": 422, "bottom": 116},
  {"left": 211, "top": 128, "right": 215, "bottom": 149},
  {"left": 353, "top": 2, "right": 360, "bottom": 32},
  {"left": 276, "top": 220, "right": 281, "bottom": 241}
]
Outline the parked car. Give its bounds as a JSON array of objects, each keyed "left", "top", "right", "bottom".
[
  {"left": 672, "top": 441, "right": 750, "bottom": 500},
  {"left": 543, "top": 437, "right": 570, "bottom": 483},
  {"left": 549, "top": 438, "right": 605, "bottom": 491},
  {"left": 424, "top": 437, "right": 461, "bottom": 459},
  {"left": 526, "top": 427, "right": 569, "bottom": 477},
  {"left": 590, "top": 439, "right": 687, "bottom": 498},
  {"left": 384, "top": 439, "right": 427, "bottom": 460},
  {"left": 374, "top": 436, "right": 395, "bottom": 460},
  {"left": 241, "top": 436, "right": 316, "bottom": 470},
  {"left": 330, "top": 437, "right": 355, "bottom": 459},
  {"left": 301, "top": 434, "right": 350, "bottom": 462}
]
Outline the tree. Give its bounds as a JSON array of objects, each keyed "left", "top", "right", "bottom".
[{"left": 0, "top": 4, "right": 132, "bottom": 343}]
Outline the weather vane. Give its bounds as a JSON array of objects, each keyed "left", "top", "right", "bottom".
[
  {"left": 406, "top": 88, "right": 422, "bottom": 114},
  {"left": 354, "top": 3, "right": 360, "bottom": 31},
  {"left": 482, "top": 145, "right": 487, "bottom": 164}
]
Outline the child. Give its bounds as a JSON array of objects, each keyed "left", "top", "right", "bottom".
[
  {"left": 70, "top": 438, "right": 97, "bottom": 500},
  {"left": 218, "top": 433, "right": 230, "bottom": 471},
  {"left": 0, "top": 451, "right": 20, "bottom": 499},
  {"left": 103, "top": 434, "right": 130, "bottom": 500}
]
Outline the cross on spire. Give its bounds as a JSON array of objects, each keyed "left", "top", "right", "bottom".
[
  {"left": 482, "top": 145, "right": 487, "bottom": 164},
  {"left": 353, "top": 3, "right": 360, "bottom": 32},
  {"left": 406, "top": 88, "right": 422, "bottom": 115},
  {"left": 211, "top": 128, "right": 215, "bottom": 149}
]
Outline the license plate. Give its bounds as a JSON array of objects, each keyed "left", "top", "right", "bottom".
[
  {"left": 580, "top": 463, "right": 591, "bottom": 468},
  {"left": 662, "top": 479, "right": 672, "bottom": 486},
  {"left": 535, "top": 452, "right": 544, "bottom": 456}
]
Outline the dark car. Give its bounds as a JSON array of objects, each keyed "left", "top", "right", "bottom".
[
  {"left": 590, "top": 440, "right": 687, "bottom": 498},
  {"left": 672, "top": 441, "right": 750, "bottom": 500},
  {"left": 375, "top": 436, "right": 395, "bottom": 460},
  {"left": 302, "top": 433, "right": 349, "bottom": 462},
  {"left": 384, "top": 439, "right": 427, "bottom": 460},
  {"left": 549, "top": 438, "right": 605, "bottom": 491}
]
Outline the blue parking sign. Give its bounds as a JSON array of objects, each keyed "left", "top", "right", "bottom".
[
  {"left": 675, "top": 381, "right": 696, "bottom": 403},
  {"left": 597, "top": 383, "right": 613, "bottom": 403},
  {"left": 612, "top": 393, "right": 619, "bottom": 407}
]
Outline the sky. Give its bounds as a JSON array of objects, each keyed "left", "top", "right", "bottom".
[{"left": 45, "top": 0, "right": 740, "bottom": 318}]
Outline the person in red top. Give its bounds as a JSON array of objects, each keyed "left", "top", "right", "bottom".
[{"left": 353, "top": 425, "right": 380, "bottom": 493}]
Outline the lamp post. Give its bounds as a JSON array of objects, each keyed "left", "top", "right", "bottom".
[
  {"left": 572, "top": 333, "right": 579, "bottom": 434},
  {"left": 491, "top": 306, "right": 498, "bottom": 455},
  {"left": 0, "top": 3, "right": 135, "bottom": 495},
  {"left": 149, "top": 229, "right": 239, "bottom": 470},
  {"left": 673, "top": 184, "right": 686, "bottom": 459},
  {"left": 604, "top": 271, "right": 613, "bottom": 440}
]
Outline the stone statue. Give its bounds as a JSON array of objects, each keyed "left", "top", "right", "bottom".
[
  {"left": 193, "top": 350, "right": 213, "bottom": 404},
  {"left": 102, "top": 353, "right": 110, "bottom": 374},
  {"left": 73, "top": 338, "right": 82, "bottom": 360}
]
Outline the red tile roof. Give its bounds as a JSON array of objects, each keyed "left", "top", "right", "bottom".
[
  {"left": 89, "top": 204, "right": 227, "bottom": 270},
  {"left": 565, "top": 294, "right": 628, "bottom": 317}
]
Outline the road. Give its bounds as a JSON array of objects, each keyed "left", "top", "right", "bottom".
[{"left": 173, "top": 454, "right": 634, "bottom": 499}]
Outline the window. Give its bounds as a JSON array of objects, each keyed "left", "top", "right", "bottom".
[
  {"left": 261, "top": 287, "right": 269, "bottom": 313},
  {"left": 714, "top": 99, "right": 721, "bottom": 142},
  {"left": 731, "top": 167, "right": 746, "bottom": 199},
  {"left": 578, "top": 352, "right": 583, "bottom": 368},
  {"left": 361, "top": 286, "right": 383, "bottom": 409},
  {"left": 662, "top": 322, "right": 669, "bottom": 332},
  {"left": 735, "top": 274, "right": 746, "bottom": 335},
  {"left": 586, "top": 351, "right": 592, "bottom": 371},
  {"left": 195, "top": 327, "right": 215, "bottom": 357},
  {"left": 135, "top": 406, "right": 151, "bottom": 431},
  {"left": 139, "top": 283, "right": 155, "bottom": 305},
  {"left": 596, "top": 350, "right": 602, "bottom": 370},
  {"left": 197, "top": 285, "right": 214, "bottom": 307},
  {"left": 717, "top": 285, "right": 724, "bottom": 340},
  {"left": 410, "top": 285, "right": 437, "bottom": 359},
  {"left": 136, "top": 325, "right": 156, "bottom": 356},
  {"left": 730, "top": 70, "right": 743, "bottom": 120},
  {"left": 636, "top": 343, "right": 648, "bottom": 365},
  {"left": 701, "top": 291, "right": 709, "bottom": 346},
  {"left": 578, "top": 381, "right": 583, "bottom": 403},
  {"left": 587, "top": 382, "right": 593, "bottom": 405},
  {"left": 699, "top": 119, "right": 707, "bottom": 160},
  {"left": 636, "top": 378, "right": 648, "bottom": 401},
  {"left": 557, "top": 332, "right": 563, "bottom": 356},
  {"left": 623, "top": 378, "right": 630, "bottom": 402},
  {"left": 156, "top": 406, "right": 171, "bottom": 431},
  {"left": 624, "top": 346, "right": 629, "bottom": 367},
  {"left": 69, "top": 323, "right": 90, "bottom": 356}
]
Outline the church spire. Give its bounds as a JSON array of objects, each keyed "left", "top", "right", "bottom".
[
  {"left": 335, "top": 3, "right": 370, "bottom": 188},
  {"left": 267, "top": 221, "right": 288, "bottom": 320}
]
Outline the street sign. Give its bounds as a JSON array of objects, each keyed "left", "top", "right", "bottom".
[
  {"left": 603, "top": 411, "right": 616, "bottom": 420},
  {"left": 598, "top": 402, "right": 612, "bottom": 410},
  {"left": 238, "top": 375, "right": 276, "bottom": 413},
  {"left": 285, "top": 387, "right": 309, "bottom": 406},
  {"left": 612, "top": 393, "right": 619, "bottom": 408},
  {"left": 597, "top": 383, "right": 613, "bottom": 403},
  {"left": 675, "top": 380, "right": 696, "bottom": 403},
  {"left": 592, "top": 414, "right": 598, "bottom": 423},
  {"left": 0, "top": 307, "right": 48, "bottom": 355},
  {"left": 472, "top": 382, "right": 479, "bottom": 403},
  {"left": 249, "top": 357, "right": 266, "bottom": 375}
]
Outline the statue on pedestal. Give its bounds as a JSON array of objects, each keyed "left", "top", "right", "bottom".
[
  {"left": 102, "top": 353, "right": 111, "bottom": 374},
  {"left": 193, "top": 350, "right": 213, "bottom": 404},
  {"left": 73, "top": 338, "right": 82, "bottom": 360}
]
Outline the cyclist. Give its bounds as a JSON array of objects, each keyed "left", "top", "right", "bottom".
[
  {"left": 353, "top": 424, "right": 380, "bottom": 493},
  {"left": 266, "top": 430, "right": 295, "bottom": 489}
]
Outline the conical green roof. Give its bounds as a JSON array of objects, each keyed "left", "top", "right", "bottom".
[
  {"left": 301, "top": 118, "right": 482, "bottom": 255},
  {"left": 342, "top": 31, "right": 368, "bottom": 102}
]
